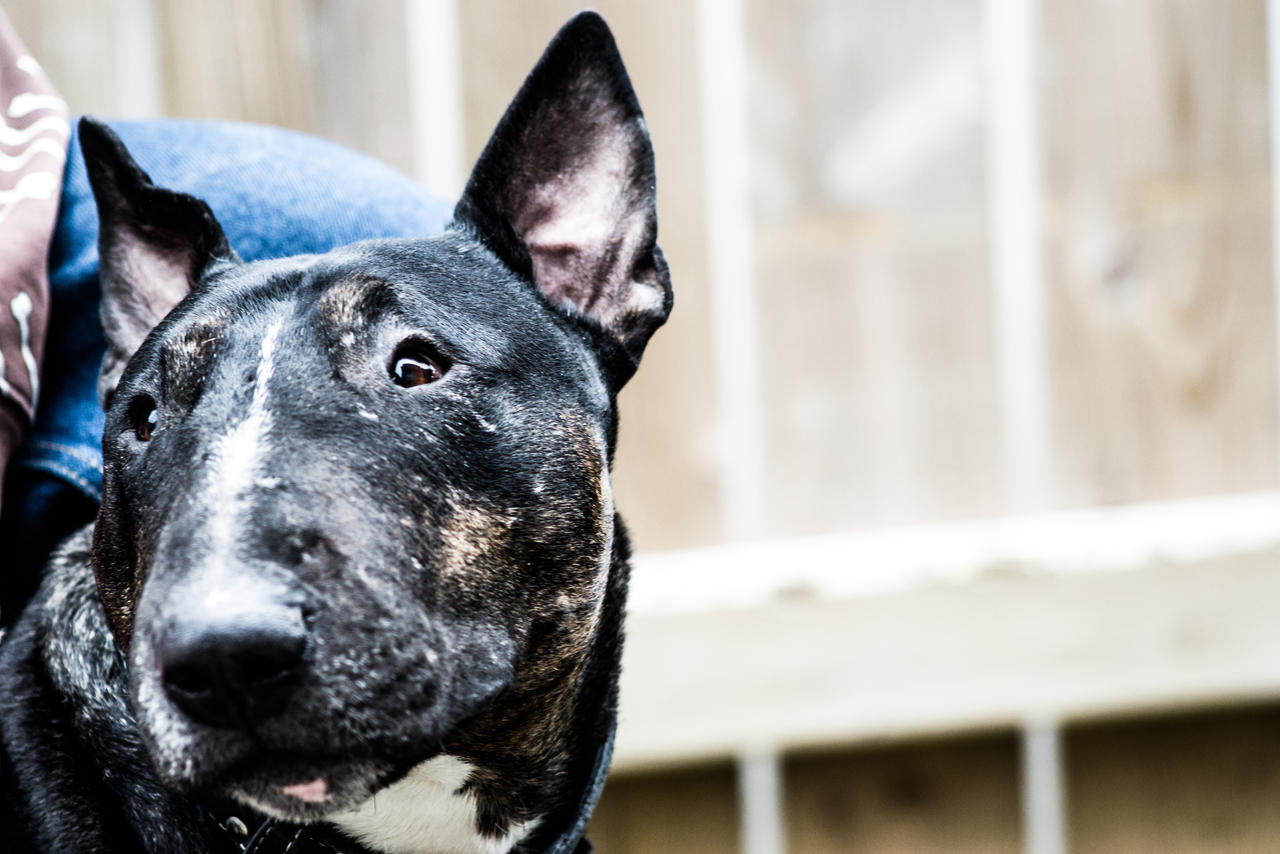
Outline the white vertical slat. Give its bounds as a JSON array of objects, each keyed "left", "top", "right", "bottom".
[
  {"left": 1022, "top": 718, "right": 1068, "bottom": 854},
  {"left": 983, "top": 0, "right": 1049, "bottom": 515},
  {"left": 1267, "top": 0, "right": 1280, "bottom": 474},
  {"left": 737, "top": 748, "right": 786, "bottom": 854},
  {"left": 404, "top": 0, "right": 466, "bottom": 198},
  {"left": 983, "top": 0, "right": 1064, "bottom": 851},
  {"left": 697, "top": 1, "right": 779, "bottom": 849},
  {"left": 695, "top": 0, "right": 767, "bottom": 544},
  {"left": 116, "top": 0, "right": 161, "bottom": 118}
]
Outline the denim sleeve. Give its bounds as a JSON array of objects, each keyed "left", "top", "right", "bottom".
[{"left": 1, "top": 119, "right": 453, "bottom": 610}]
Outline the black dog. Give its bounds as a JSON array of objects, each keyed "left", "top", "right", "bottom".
[{"left": 0, "top": 12, "right": 670, "bottom": 853}]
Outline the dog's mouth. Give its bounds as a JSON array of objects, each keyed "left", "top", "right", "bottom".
[{"left": 220, "top": 749, "right": 415, "bottom": 822}]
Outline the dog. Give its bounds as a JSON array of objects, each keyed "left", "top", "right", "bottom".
[{"left": 0, "top": 12, "right": 670, "bottom": 854}]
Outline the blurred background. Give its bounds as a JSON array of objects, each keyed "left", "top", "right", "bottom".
[{"left": 10, "top": 0, "right": 1280, "bottom": 851}]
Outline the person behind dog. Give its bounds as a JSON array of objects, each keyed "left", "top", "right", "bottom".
[{"left": 0, "top": 10, "right": 63, "bottom": 536}]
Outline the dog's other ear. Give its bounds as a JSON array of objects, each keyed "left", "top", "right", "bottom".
[
  {"left": 453, "top": 12, "right": 672, "bottom": 388},
  {"left": 79, "top": 117, "right": 239, "bottom": 407}
]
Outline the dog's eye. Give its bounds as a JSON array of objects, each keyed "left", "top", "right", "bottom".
[
  {"left": 129, "top": 395, "right": 159, "bottom": 442},
  {"left": 390, "top": 341, "right": 447, "bottom": 388}
]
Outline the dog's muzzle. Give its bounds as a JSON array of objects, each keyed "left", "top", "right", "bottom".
[{"left": 155, "top": 584, "right": 308, "bottom": 729}]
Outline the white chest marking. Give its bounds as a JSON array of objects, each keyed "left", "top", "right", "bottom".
[
  {"left": 329, "top": 756, "right": 540, "bottom": 854},
  {"left": 208, "top": 318, "right": 283, "bottom": 558}
]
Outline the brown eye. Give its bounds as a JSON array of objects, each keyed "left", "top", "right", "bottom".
[
  {"left": 390, "top": 341, "right": 447, "bottom": 388},
  {"left": 129, "top": 396, "right": 159, "bottom": 442}
]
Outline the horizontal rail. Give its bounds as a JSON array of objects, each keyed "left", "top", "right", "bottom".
[{"left": 615, "top": 491, "right": 1280, "bottom": 770}]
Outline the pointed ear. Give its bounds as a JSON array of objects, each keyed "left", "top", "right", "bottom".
[
  {"left": 453, "top": 12, "right": 672, "bottom": 386},
  {"left": 79, "top": 117, "right": 238, "bottom": 407}
]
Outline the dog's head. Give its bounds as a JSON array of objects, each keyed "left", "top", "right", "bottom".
[{"left": 84, "top": 12, "right": 669, "bottom": 824}]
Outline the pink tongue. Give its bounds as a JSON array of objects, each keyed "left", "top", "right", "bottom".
[{"left": 280, "top": 778, "right": 330, "bottom": 803}]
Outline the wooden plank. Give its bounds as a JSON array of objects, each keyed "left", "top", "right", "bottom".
[
  {"left": 745, "top": 0, "right": 1004, "bottom": 537},
  {"left": 614, "top": 530, "right": 1280, "bottom": 769},
  {"left": 785, "top": 735, "right": 1021, "bottom": 854},
  {"left": 457, "top": 2, "right": 720, "bottom": 550},
  {"left": 156, "top": 0, "right": 250, "bottom": 121},
  {"left": 1067, "top": 705, "right": 1280, "bottom": 853},
  {"left": 298, "top": 0, "right": 416, "bottom": 177},
  {"left": 629, "top": 489, "right": 1280, "bottom": 614},
  {"left": 587, "top": 763, "right": 738, "bottom": 854},
  {"left": 1043, "top": 0, "right": 1279, "bottom": 506},
  {"left": 155, "top": 0, "right": 314, "bottom": 129}
]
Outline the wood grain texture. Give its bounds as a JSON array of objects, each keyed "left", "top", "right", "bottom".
[
  {"left": 587, "top": 763, "right": 738, "bottom": 854},
  {"left": 746, "top": 0, "right": 1004, "bottom": 538},
  {"left": 296, "top": 0, "right": 415, "bottom": 177},
  {"left": 1067, "top": 704, "right": 1280, "bottom": 853},
  {"left": 1043, "top": 0, "right": 1279, "bottom": 507},
  {"left": 154, "top": 0, "right": 313, "bottom": 128},
  {"left": 8, "top": 1, "right": 419, "bottom": 176},
  {"left": 785, "top": 735, "right": 1021, "bottom": 854},
  {"left": 458, "top": 1, "right": 720, "bottom": 550}
]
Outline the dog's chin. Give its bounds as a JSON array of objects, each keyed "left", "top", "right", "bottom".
[
  {"left": 130, "top": 669, "right": 469, "bottom": 813},
  {"left": 221, "top": 752, "right": 400, "bottom": 822},
  {"left": 150, "top": 735, "right": 448, "bottom": 824}
]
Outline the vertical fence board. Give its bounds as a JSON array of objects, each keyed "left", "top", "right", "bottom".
[
  {"left": 1042, "top": 0, "right": 1278, "bottom": 507},
  {"left": 1067, "top": 705, "right": 1280, "bottom": 853},
  {"left": 298, "top": 0, "right": 415, "bottom": 177},
  {"left": 746, "top": 0, "right": 1003, "bottom": 538},
  {"left": 458, "top": 1, "right": 721, "bottom": 550},
  {"left": 588, "top": 763, "right": 739, "bottom": 854},
  {"left": 155, "top": 0, "right": 314, "bottom": 128},
  {"left": 784, "top": 735, "right": 1021, "bottom": 854}
]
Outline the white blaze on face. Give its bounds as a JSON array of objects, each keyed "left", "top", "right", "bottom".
[{"left": 207, "top": 318, "right": 284, "bottom": 561}]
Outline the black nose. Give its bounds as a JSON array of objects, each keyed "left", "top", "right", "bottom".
[{"left": 158, "top": 602, "right": 307, "bottom": 729}]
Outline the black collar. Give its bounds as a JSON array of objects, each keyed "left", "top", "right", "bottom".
[{"left": 204, "top": 727, "right": 613, "bottom": 854}]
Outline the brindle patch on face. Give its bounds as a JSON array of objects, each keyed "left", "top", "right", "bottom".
[
  {"left": 90, "top": 490, "right": 147, "bottom": 649},
  {"left": 429, "top": 409, "right": 615, "bottom": 839},
  {"left": 452, "top": 528, "right": 629, "bottom": 843},
  {"left": 316, "top": 274, "right": 392, "bottom": 340},
  {"left": 435, "top": 497, "right": 519, "bottom": 588},
  {"left": 432, "top": 408, "right": 609, "bottom": 593},
  {"left": 158, "top": 308, "right": 230, "bottom": 409}
]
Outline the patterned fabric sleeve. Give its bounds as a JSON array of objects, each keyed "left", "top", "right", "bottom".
[{"left": 0, "top": 9, "right": 69, "bottom": 512}]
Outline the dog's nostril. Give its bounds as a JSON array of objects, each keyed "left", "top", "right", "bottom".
[
  {"left": 162, "top": 663, "right": 213, "bottom": 697},
  {"left": 158, "top": 606, "right": 308, "bottom": 729},
  {"left": 238, "top": 648, "right": 299, "bottom": 684}
]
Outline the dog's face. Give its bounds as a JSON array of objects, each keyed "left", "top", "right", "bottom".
[{"left": 83, "top": 13, "right": 669, "bottom": 825}]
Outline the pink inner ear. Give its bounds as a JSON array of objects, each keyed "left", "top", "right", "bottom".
[
  {"left": 517, "top": 131, "right": 648, "bottom": 319},
  {"left": 129, "top": 243, "right": 194, "bottom": 324},
  {"left": 101, "top": 232, "right": 197, "bottom": 358}
]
